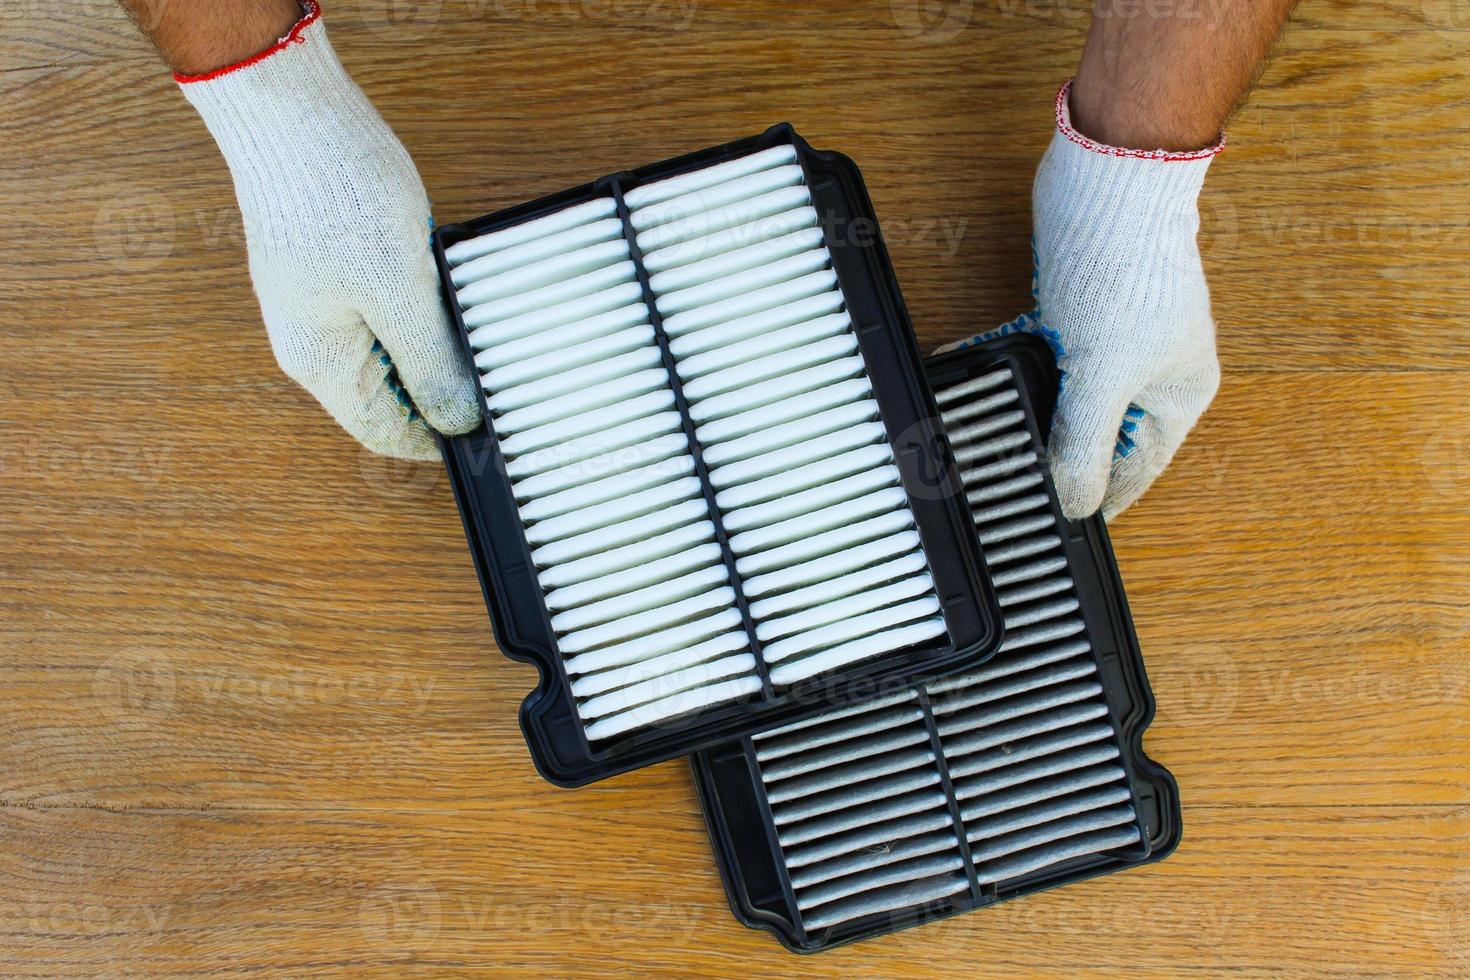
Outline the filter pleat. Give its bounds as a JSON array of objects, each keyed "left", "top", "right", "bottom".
[
  {"left": 668, "top": 291, "right": 847, "bottom": 358},
  {"left": 563, "top": 609, "right": 746, "bottom": 676},
  {"left": 783, "top": 810, "right": 956, "bottom": 869},
  {"left": 928, "top": 639, "right": 1093, "bottom": 695},
  {"left": 582, "top": 675, "right": 764, "bottom": 742},
  {"left": 709, "top": 421, "right": 886, "bottom": 491},
  {"left": 464, "top": 262, "right": 640, "bottom": 329},
  {"left": 755, "top": 573, "right": 935, "bottom": 643},
  {"left": 800, "top": 874, "right": 971, "bottom": 932},
  {"left": 451, "top": 216, "right": 626, "bottom": 287},
  {"left": 940, "top": 702, "right": 1112, "bottom": 764},
  {"left": 549, "top": 563, "right": 732, "bottom": 634},
  {"left": 474, "top": 307, "right": 650, "bottom": 373},
  {"left": 682, "top": 334, "right": 860, "bottom": 403},
  {"left": 755, "top": 703, "right": 927, "bottom": 764},
  {"left": 990, "top": 558, "right": 1069, "bottom": 593},
  {"left": 769, "top": 619, "right": 947, "bottom": 686},
  {"left": 509, "top": 429, "right": 689, "bottom": 498},
  {"left": 544, "top": 541, "right": 721, "bottom": 612},
  {"left": 762, "top": 730, "right": 935, "bottom": 787},
  {"left": 741, "top": 529, "right": 921, "bottom": 597},
  {"left": 675, "top": 312, "right": 854, "bottom": 384},
  {"left": 945, "top": 722, "right": 1117, "bottom": 780},
  {"left": 951, "top": 743, "right": 1122, "bottom": 805},
  {"left": 795, "top": 854, "right": 967, "bottom": 913},
  {"left": 935, "top": 367, "right": 1012, "bottom": 406},
  {"left": 974, "top": 825, "right": 1142, "bottom": 886},
  {"left": 520, "top": 455, "right": 696, "bottom": 525},
  {"left": 971, "top": 807, "right": 1140, "bottom": 866},
  {"left": 631, "top": 164, "right": 808, "bottom": 231},
  {"left": 625, "top": 145, "right": 800, "bottom": 210},
  {"left": 931, "top": 660, "right": 1098, "bottom": 718},
  {"left": 556, "top": 585, "right": 738, "bottom": 655},
  {"left": 655, "top": 247, "right": 834, "bottom": 316},
  {"left": 747, "top": 552, "right": 928, "bottom": 622},
  {"left": 958, "top": 764, "right": 1130, "bottom": 824},
  {"left": 937, "top": 680, "right": 1105, "bottom": 739},
  {"left": 717, "top": 443, "right": 895, "bottom": 513},
  {"left": 457, "top": 238, "right": 631, "bottom": 308},
  {"left": 524, "top": 477, "right": 705, "bottom": 547},
  {"left": 661, "top": 270, "right": 839, "bottom": 338},
  {"left": 771, "top": 768, "right": 944, "bottom": 827},
  {"left": 754, "top": 689, "right": 919, "bottom": 744},
  {"left": 967, "top": 471, "right": 1046, "bottom": 507},
  {"left": 693, "top": 377, "right": 872, "bottom": 445},
  {"left": 569, "top": 630, "right": 750, "bottom": 698},
  {"left": 635, "top": 185, "right": 815, "bottom": 253},
  {"left": 947, "top": 409, "right": 1028, "bottom": 447},
  {"left": 445, "top": 197, "right": 619, "bottom": 265},
  {"left": 699, "top": 397, "right": 874, "bottom": 469},
  {"left": 789, "top": 829, "right": 962, "bottom": 891},
  {"left": 965, "top": 786, "right": 1133, "bottom": 843},
  {"left": 487, "top": 346, "right": 664, "bottom": 411},
  {"left": 576, "top": 653, "right": 759, "bottom": 721},
  {"left": 776, "top": 788, "right": 951, "bottom": 847},
  {"left": 996, "top": 575, "right": 1075, "bottom": 608},
  {"left": 765, "top": 745, "right": 938, "bottom": 806}
]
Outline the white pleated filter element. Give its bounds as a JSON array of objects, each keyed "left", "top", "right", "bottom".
[
  {"left": 747, "top": 365, "right": 1141, "bottom": 934},
  {"left": 629, "top": 145, "right": 945, "bottom": 687},
  {"left": 446, "top": 197, "right": 761, "bottom": 743}
]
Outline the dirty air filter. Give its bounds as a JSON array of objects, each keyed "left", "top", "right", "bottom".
[
  {"left": 691, "top": 333, "right": 1181, "bottom": 951},
  {"left": 436, "top": 126, "right": 1004, "bottom": 787}
]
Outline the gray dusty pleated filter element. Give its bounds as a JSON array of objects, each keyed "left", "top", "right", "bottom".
[{"left": 736, "top": 361, "right": 1156, "bottom": 937}]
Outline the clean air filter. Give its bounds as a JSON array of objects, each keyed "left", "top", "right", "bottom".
[
  {"left": 691, "top": 334, "right": 1180, "bottom": 952},
  {"left": 437, "top": 126, "right": 1003, "bottom": 786}
]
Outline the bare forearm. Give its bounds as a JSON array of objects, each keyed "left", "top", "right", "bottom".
[
  {"left": 1072, "top": 0, "right": 1296, "bottom": 151},
  {"left": 118, "top": 0, "right": 301, "bottom": 75}
]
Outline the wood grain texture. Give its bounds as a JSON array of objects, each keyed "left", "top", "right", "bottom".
[{"left": 1, "top": 0, "right": 1467, "bottom": 975}]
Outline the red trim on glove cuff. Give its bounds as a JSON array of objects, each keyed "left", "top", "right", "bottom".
[
  {"left": 1054, "top": 80, "right": 1226, "bottom": 162},
  {"left": 174, "top": 0, "right": 321, "bottom": 84}
]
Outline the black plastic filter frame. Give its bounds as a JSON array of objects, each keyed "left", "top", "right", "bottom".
[
  {"left": 435, "top": 125, "right": 1004, "bottom": 787},
  {"left": 689, "top": 333, "right": 1182, "bottom": 952}
]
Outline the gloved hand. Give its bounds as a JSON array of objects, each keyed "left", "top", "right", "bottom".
[
  {"left": 178, "top": 1, "right": 478, "bottom": 460},
  {"left": 942, "top": 81, "right": 1222, "bottom": 520}
]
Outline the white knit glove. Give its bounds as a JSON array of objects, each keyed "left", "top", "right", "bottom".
[
  {"left": 942, "top": 81, "right": 1222, "bottom": 520},
  {"left": 178, "top": 1, "right": 478, "bottom": 460}
]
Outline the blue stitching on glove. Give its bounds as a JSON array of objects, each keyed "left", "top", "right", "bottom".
[
  {"left": 1115, "top": 404, "right": 1146, "bottom": 459},
  {"left": 371, "top": 338, "right": 423, "bottom": 423}
]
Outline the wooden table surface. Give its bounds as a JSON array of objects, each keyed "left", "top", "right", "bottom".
[{"left": 3, "top": 0, "right": 1468, "bottom": 975}]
